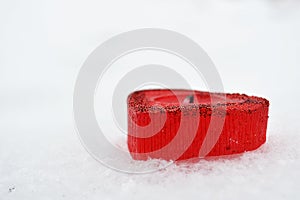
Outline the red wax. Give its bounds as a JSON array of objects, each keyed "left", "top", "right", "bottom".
[{"left": 127, "top": 89, "right": 269, "bottom": 161}]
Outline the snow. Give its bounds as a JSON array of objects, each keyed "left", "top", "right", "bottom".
[{"left": 1, "top": 0, "right": 300, "bottom": 199}]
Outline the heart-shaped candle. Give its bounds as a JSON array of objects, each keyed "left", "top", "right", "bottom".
[{"left": 127, "top": 89, "right": 269, "bottom": 161}]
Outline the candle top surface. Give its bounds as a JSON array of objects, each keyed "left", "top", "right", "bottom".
[{"left": 127, "top": 89, "right": 269, "bottom": 114}]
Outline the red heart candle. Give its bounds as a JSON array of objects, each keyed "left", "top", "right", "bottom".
[{"left": 127, "top": 89, "right": 269, "bottom": 161}]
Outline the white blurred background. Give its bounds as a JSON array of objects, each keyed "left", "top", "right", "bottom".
[{"left": 1, "top": 0, "right": 300, "bottom": 199}]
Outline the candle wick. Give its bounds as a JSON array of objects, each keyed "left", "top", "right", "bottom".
[{"left": 184, "top": 95, "right": 194, "bottom": 103}]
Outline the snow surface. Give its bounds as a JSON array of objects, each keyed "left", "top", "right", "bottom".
[{"left": 1, "top": 0, "right": 300, "bottom": 199}]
